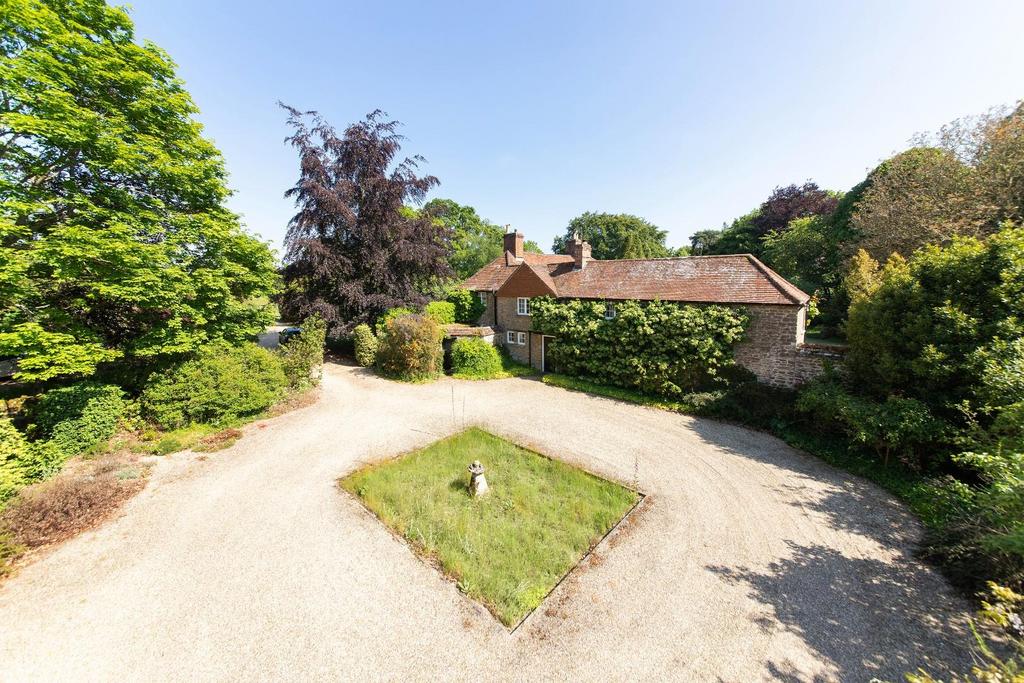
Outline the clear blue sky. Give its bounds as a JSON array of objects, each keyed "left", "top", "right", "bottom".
[{"left": 125, "top": 0, "right": 1024, "bottom": 257}]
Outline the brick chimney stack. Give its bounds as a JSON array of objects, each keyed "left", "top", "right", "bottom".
[
  {"left": 567, "top": 231, "right": 591, "bottom": 270},
  {"left": 504, "top": 226, "right": 524, "bottom": 265}
]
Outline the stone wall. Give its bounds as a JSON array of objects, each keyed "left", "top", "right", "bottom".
[{"left": 734, "top": 304, "right": 840, "bottom": 387}]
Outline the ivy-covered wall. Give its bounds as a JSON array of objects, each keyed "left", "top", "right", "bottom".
[{"left": 529, "top": 297, "right": 748, "bottom": 397}]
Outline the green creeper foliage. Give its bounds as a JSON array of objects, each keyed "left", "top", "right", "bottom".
[
  {"left": 450, "top": 338, "right": 502, "bottom": 378},
  {"left": 374, "top": 315, "right": 443, "bottom": 382},
  {"left": 530, "top": 298, "right": 748, "bottom": 397},
  {"left": 352, "top": 324, "right": 378, "bottom": 367},
  {"left": 444, "top": 287, "right": 485, "bottom": 325},
  {"left": 424, "top": 301, "right": 455, "bottom": 325},
  {"left": 278, "top": 314, "right": 327, "bottom": 389},
  {"left": 141, "top": 343, "right": 287, "bottom": 429},
  {"left": 0, "top": 0, "right": 279, "bottom": 382},
  {"left": 0, "top": 419, "right": 29, "bottom": 503}
]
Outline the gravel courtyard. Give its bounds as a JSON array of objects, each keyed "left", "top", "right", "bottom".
[{"left": 0, "top": 363, "right": 974, "bottom": 681}]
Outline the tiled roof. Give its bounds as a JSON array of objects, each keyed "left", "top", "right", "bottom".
[
  {"left": 462, "top": 253, "right": 574, "bottom": 291},
  {"left": 464, "top": 253, "right": 809, "bottom": 306}
]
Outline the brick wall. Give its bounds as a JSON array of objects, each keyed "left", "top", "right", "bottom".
[
  {"left": 493, "top": 296, "right": 536, "bottom": 365},
  {"left": 475, "top": 292, "right": 497, "bottom": 327},
  {"left": 734, "top": 304, "right": 839, "bottom": 387}
]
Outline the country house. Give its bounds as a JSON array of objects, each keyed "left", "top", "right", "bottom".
[{"left": 462, "top": 230, "right": 840, "bottom": 387}]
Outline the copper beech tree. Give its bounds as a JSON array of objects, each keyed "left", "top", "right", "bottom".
[{"left": 279, "top": 105, "right": 453, "bottom": 335}]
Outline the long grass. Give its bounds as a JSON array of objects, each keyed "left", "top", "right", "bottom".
[{"left": 340, "top": 428, "right": 638, "bottom": 626}]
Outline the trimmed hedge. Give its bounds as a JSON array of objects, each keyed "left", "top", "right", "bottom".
[
  {"left": 142, "top": 343, "right": 287, "bottom": 429},
  {"left": 424, "top": 301, "right": 456, "bottom": 325},
  {"left": 352, "top": 324, "right": 377, "bottom": 367},
  {"left": 530, "top": 297, "right": 748, "bottom": 397},
  {"left": 451, "top": 338, "right": 502, "bottom": 378},
  {"left": 375, "top": 314, "right": 443, "bottom": 381}
]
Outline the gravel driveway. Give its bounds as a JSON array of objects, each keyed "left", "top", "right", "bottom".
[{"left": 0, "top": 363, "right": 974, "bottom": 681}]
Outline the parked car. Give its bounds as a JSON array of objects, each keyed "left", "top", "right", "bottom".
[{"left": 279, "top": 327, "right": 302, "bottom": 344}]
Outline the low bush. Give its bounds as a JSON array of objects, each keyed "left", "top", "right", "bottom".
[
  {"left": 450, "top": 338, "right": 502, "bottom": 378},
  {"left": 796, "top": 377, "right": 944, "bottom": 468},
  {"left": 445, "top": 287, "right": 485, "bottom": 324},
  {"left": 424, "top": 301, "right": 456, "bottom": 325},
  {"left": 278, "top": 314, "right": 327, "bottom": 389},
  {"left": 530, "top": 298, "right": 748, "bottom": 397},
  {"left": 1, "top": 473, "right": 145, "bottom": 548},
  {"left": 375, "top": 307, "right": 415, "bottom": 337},
  {"left": 352, "top": 324, "right": 378, "bottom": 367},
  {"left": 375, "top": 314, "right": 443, "bottom": 382},
  {"left": 141, "top": 343, "right": 287, "bottom": 429},
  {"left": 29, "top": 382, "right": 126, "bottom": 463}
]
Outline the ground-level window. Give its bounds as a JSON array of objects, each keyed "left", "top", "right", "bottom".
[
  {"left": 478, "top": 291, "right": 487, "bottom": 306},
  {"left": 604, "top": 302, "right": 616, "bottom": 320},
  {"left": 517, "top": 331, "right": 526, "bottom": 345},
  {"left": 506, "top": 330, "right": 516, "bottom": 344},
  {"left": 517, "top": 297, "right": 530, "bottom": 316}
]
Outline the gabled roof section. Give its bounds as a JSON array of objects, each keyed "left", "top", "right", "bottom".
[
  {"left": 462, "top": 253, "right": 574, "bottom": 292},
  {"left": 496, "top": 263, "right": 558, "bottom": 298}
]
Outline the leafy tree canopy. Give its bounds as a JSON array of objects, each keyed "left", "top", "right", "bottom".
[
  {"left": 552, "top": 212, "right": 671, "bottom": 260},
  {"left": 0, "top": 0, "right": 278, "bottom": 381},
  {"left": 279, "top": 106, "right": 452, "bottom": 335},
  {"left": 751, "top": 182, "right": 839, "bottom": 237},
  {"left": 689, "top": 229, "right": 723, "bottom": 255},
  {"left": 418, "top": 198, "right": 539, "bottom": 279}
]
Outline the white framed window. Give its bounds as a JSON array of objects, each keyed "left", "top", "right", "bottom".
[
  {"left": 517, "top": 332, "right": 527, "bottom": 345},
  {"left": 506, "top": 330, "right": 516, "bottom": 344},
  {"left": 478, "top": 291, "right": 487, "bottom": 306},
  {"left": 604, "top": 302, "right": 617, "bottom": 320},
  {"left": 516, "top": 297, "right": 530, "bottom": 316}
]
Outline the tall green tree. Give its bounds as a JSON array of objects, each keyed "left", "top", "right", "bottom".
[
  {"left": 0, "top": 0, "right": 278, "bottom": 382},
  {"left": 552, "top": 212, "right": 671, "bottom": 260},
  {"left": 422, "top": 199, "right": 502, "bottom": 278},
  {"left": 279, "top": 106, "right": 452, "bottom": 335}
]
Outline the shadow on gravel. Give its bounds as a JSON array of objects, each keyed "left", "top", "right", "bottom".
[{"left": 707, "top": 542, "right": 971, "bottom": 681}]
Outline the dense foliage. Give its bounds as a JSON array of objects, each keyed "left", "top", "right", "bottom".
[
  {"left": 450, "top": 338, "right": 503, "bottom": 379},
  {"left": 424, "top": 301, "right": 455, "bottom": 325},
  {"left": 419, "top": 199, "right": 540, "bottom": 279},
  {"left": 750, "top": 182, "right": 839, "bottom": 237},
  {"left": 375, "top": 307, "right": 415, "bottom": 336},
  {"left": 552, "top": 213, "right": 676, "bottom": 259},
  {"left": 29, "top": 382, "right": 126, "bottom": 462},
  {"left": 279, "top": 106, "right": 452, "bottom": 336},
  {"left": 0, "top": 0, "right": 279, "bottom": 381},
  {"left": 141, "top": 343, "right": 287, "bottom": 429},
  {"left": 278, "top": 314, "right": 327, "bottom": 389},
  {"left": 352, "top": 324, "right": 378, "bottom": 367},
  {"left": 530, "top": 298, "right": 748, "bottom": 397},
  {"left": 444, "top": 287, "right": 485, "bottom": 325},
  {"left": 374, "top": 314, "right": 443, "bottom": 382}
]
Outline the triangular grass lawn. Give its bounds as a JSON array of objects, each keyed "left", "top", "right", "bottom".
[{"left": 340, "top": 428, "right": 640, "bottom": 627}]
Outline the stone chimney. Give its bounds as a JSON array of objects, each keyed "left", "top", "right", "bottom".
[
  {"left": 504, "top": 227, "right": 524, "bottom": 265},
  {"left": 566, "top": 232, "right": 592, "bottom": 270}
]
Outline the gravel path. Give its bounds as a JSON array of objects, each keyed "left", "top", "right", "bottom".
[{"left": 0, "top": 363, "right": 974, "bottom": 681}]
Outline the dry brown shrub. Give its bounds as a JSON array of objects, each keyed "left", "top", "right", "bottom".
[
  {"left": 1, "top": 474, "right": 144, "bottom": 548},
  {"left": 195, "top": 428, "right": 243, "bottom": 452}
]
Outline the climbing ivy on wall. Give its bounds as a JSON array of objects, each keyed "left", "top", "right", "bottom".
[{"left": 529, "top": 298, "right": 748, "bottom": 397}]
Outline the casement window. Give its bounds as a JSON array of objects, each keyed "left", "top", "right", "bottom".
[
  {"left": 604, "top": 302, "right": 617, "bottom": 320},
  {"left": 506, "top": 331, "right": 516, "bottom": 344},
  {"left": 478, "top": 291, "right": 487, "bottom": 306},
  {"left": 516, "top": 297, "right": 530, "bottom": 316},
  {"left": 517, "top": 332, "right": 526, "bottom": 345}
]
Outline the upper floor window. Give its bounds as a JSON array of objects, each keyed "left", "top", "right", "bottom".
[
  {"left": 604, "top": 302, "right": 617, "bottom": 320},
  {"left": 516, "top": 297, "right": 530, "bottom": 316},
  {"left": 478, "top": 291, "right": 487, "bottom": 306}
]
